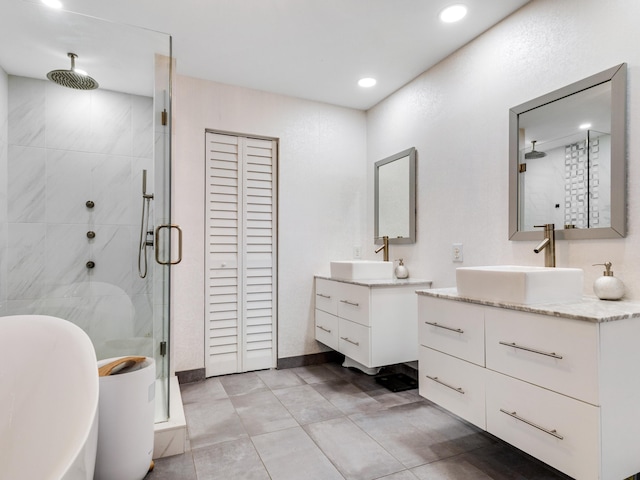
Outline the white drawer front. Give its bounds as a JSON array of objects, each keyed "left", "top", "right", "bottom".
[
  {"left": 315, "top": 309, "right": 339, "bottom": 350},
  {"left": 419, "top": 346, "right": 486, "bottom": 429},
  {"left": 315, "top": 278, "right": 338, "bottom": 315},
  {"left": 486, "top": 370, "right": 600, "bottom": 480},
  {"left": 337, "top": 283, "right": 370, "bottom": 326},
  {"left": 339, "top": 318, "right": 371, "bottom": 367},
  {"left": 485, "top": 308, "right": 598, "bottom": 405},
  {"left": 418, "top": 296, "right": 485, "bottom": 366}
]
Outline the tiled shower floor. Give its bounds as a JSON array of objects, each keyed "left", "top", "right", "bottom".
[{"left": 145, "top": 362, "right": 571, "bottom": 480}]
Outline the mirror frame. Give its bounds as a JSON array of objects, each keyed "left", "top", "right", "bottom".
[
  {"left": 508, "top": 63, "right": 627, "bottom": 240},
  {"left": 374, "top": 147, "right": 416, "bottom": 245}
]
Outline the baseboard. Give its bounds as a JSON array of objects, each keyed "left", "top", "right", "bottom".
[
  {"left": 175, "top": 368, "right": 206, "bottom": 384},
  {"left": 175, "top": 351, "right": 406, "bottom": 378},
  {"left": 277, "top": 351, "right": 344, "bottom": 369}
]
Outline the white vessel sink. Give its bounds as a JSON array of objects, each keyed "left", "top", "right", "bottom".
[
  {"left": 456, "top": 265, "right": 583, "bottom": 305},
  {"left": 330, "top": 260, "right": 394, "bottom": 281}
]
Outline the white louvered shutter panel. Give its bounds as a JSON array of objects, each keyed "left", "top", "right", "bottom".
[{"left": 205, "top": 132, "right": 276, "bottom": 377}]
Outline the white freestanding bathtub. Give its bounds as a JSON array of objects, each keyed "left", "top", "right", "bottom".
[{"left": 0, "top": 315, "right": 99, "bottom": 480}]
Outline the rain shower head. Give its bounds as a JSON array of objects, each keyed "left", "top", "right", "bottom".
[
  {"left": 47, "top": 53, "right": 99, "bottom": 90},
  {"left": 524, "top": 140, "right": 546, "bottom": 159}
]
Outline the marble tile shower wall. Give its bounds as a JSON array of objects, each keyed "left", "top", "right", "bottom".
[{"left": 1, "top": 75, "right": 154, "bottom": 353}]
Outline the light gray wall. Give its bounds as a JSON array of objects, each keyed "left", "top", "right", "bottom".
[
  {"left": 0, "top": 76, "right": 155, "bottom": 358},
  {"left": 0, "top": 67, "right": 7, "bottom": 307},
  {"left": 367, "top": 0, "right": 640, "bottom": 298}
]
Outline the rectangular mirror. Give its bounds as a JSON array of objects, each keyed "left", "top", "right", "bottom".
[
  {"left": 374, "top": 147, "right": 416, "bottom": 244},
  {"left": 509, "top": 63, "right": 627, "bottom": 240}
]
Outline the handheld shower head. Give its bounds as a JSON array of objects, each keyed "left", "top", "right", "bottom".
[{"left": 142, "top": 169, "right": 154, "bottom": 199}]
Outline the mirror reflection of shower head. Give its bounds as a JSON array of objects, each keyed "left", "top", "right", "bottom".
[
  {"left": 46, "top": 53, "right": 99, "bottom": 90},
  {"left": 525, "top": 140, "right": 546, "bottom": 159}
]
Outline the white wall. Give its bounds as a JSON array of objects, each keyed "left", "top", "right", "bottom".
[
  {"left": 367, "top": 0, "right": 640, "bottom": 298},
  {"left": 172, "top": 76, "right": 367, "bottom": 372},
  {"left": 173, "top": 0, "right": 640, "bottom": 373}
]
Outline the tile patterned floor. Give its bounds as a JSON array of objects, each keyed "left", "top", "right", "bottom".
[{"left": 145, "top": 362, "right": 572, "bottom": 480}]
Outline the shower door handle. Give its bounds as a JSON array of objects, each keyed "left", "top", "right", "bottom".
[{"left": 155, "top": 224, "right": 183, "bottom": 265}]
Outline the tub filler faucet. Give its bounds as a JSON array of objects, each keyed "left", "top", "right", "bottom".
[{"left": 533, "top": 224, "right": 555, "bottom": 267}]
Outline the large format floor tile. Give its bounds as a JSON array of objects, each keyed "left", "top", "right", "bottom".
[
  {"left": 252, "top": 426, "right": 344, "bottom": 480},
  {"left": 146, "top": 362, "right": 573, "bottom": 480},
  {"left": 304, "top": 417, "right": 406, "bottom": 480}
]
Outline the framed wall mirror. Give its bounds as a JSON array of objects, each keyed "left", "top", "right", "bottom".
[
  {"left": 374, "top": 147, "right": 416, "bottom": 244},
  {"left": 508, "top": 63, "right": 627, "bottom": 240}
]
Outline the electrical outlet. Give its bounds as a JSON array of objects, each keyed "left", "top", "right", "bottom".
[
  {"left": 452, "top": 243, "right": 463, "bottom": 263},
  {"left": 353, "top": 246, "right": 362, "bottom": 259}
]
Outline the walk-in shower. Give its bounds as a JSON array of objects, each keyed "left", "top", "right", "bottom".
[{"left": 0, "top": 2, "right": 173, "bottom": 426}]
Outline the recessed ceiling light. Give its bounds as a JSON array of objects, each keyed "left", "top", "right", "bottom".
[
  {"left": 440, "top": 4, "right": 467, "bottom": 23},
  {"left": 42, "top": 0, "right": 63, "bottom": 9},
  {"left": 358, "top": 77, "right": 377, "bottom": 88},
  {"left": 579, "top": 123, "right": 592, "bottom": 129}
]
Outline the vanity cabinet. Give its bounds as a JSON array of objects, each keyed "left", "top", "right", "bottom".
[
  {"left": 315, "top": 277, "right": 429, "bottom": 370},
  {"left": 418, "top": 292, "right": 640, "bottom": 480}
]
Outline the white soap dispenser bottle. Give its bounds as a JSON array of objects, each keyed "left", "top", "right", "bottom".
[
  {"left": 395, "top": 259, "right": 409, "bottom": 279},
  {"left": 593, "top": 262, "right": 625, "bottom": 300}
]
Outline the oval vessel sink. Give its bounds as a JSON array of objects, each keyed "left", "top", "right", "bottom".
[
  {"left": 330, "top": 260, "right": 394, "bottom": 280},
  {"left": 456, "top": 265, "right": 583, "bottom": 305}
]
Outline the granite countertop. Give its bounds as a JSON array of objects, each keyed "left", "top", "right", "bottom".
[
  {"left": 416, "top": 287, "right": 640, "bottom": 323},
  {"left": 315, "top": 275, "right": 432, "bottom": 288}
]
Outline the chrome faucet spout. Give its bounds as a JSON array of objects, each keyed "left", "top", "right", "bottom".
[
  {"left": 533, "top": 224, "right": 556, "bottom": 267},
  {"left": 375, "top": 236, "right": 389, "bottom": 262}
]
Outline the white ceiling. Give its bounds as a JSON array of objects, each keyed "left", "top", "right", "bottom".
[{"left": 0, "top": 0, "right": 531, "bottom": 110}]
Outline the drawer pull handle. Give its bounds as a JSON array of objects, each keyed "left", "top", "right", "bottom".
[
  {"left": 316, "top": 293, "right": 331, "bottom": 299},
  {"left": 499, "top": 409, "right": 564, "bottom": 440},
  {"left": 424, "top": 321, "right": 464, "bottom": 334},
  {"left": 316, "top": 325, "right": 332, "bottom": 333},
  {"left": 340, "top": 336, "right": 360, "bottom": 346},
  {"left": 340, "top": 300, "right": 360, "bottom": 307},
  {"left": 425, "top": 375, "right": 465, "bottom": 394},
  {"left": 498, "top": 341, "right": 563, "bottom": 359}
]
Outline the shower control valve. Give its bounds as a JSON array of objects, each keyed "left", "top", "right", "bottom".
[
  {"left": 85, "top": 200, "right": 95, "bottom": 209},
  {"left": 86, "top": 261, "right": 95, "bottom": 269},
  {"left": 86, "top": 231, "right": 96, "bottom": 239}
]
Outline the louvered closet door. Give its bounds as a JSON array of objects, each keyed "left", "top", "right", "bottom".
[{"left": 205, "top": 131, "right": 277, "bottom": 377}]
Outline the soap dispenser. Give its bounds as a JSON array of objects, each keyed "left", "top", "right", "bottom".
[
  {"left": 395, "top": 259, "right": 409, "bottom": 279},
  {"left": 593, "top": 262, "right": 625, "bottom": 300}
]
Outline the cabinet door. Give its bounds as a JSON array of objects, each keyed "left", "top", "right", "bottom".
[
  {"left": 419, "top": 346, "right": 486, "bottom": 429},
  {"left": 315, "top": 278, "right": 338, "bottom": 315},
  {"left": 337, "top": 283, "right": 370, "bottom": 326},
  {"left": 339, "top": 318, "right": 371, "bottom": 367},
  {"left": 315, "top": 309, "right": 339, "bottom": 350},
  {"left": 418, "top": 296, "right": 485, "bottom": 366},
  {"left": 485, "top": 308, "right": 598, "bottom": 405},
  {"left": 486, "top": 369, "right": 600, "bottom": 480}
]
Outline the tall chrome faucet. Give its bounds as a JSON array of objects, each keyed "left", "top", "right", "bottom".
[
  {"left": 375, "top": 236, "right": 389, "bottom": 261},
  {"left": 533, "top": 224, "right": 555, "bottom": 267}
]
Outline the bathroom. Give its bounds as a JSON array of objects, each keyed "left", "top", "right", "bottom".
[{"left": 2, "top": 0, "right": 640, "bottom": 478}]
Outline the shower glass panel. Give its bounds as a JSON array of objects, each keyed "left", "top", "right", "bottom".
[{"left": 0, "top": 4, "right": 172, "bottom": 422}]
